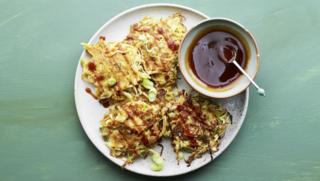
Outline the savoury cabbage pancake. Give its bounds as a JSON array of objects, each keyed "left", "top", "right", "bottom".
[
  {"left": 166, "top": 92, "right": 231, "bottom": 165},
  {"left": 125, "top": 13, "right": 186, "bottom": 87},
  {"left": 81, "top": 37, "right": 150, "bottom": 105},
  {"left": 100, "top": 101, "right": 165, "bottom": 163}
]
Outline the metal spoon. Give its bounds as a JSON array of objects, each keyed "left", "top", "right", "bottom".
[{"left": 218, "top": 47, "right": 266, "bottom": 96}]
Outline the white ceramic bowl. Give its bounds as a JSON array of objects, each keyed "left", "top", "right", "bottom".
[{"left": 179, "top": 18, "right": 260, "bottom": 98}]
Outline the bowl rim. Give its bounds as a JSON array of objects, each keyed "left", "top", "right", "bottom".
[{"left": 178, "top": 17, "right": 260, "bottom": 98}]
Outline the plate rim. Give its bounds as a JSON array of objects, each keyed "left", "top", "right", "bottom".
[{"left": 74, "top": 3, "right": 249, "bottom": 177}]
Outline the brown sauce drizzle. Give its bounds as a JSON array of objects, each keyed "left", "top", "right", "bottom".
[
  {"left": 87, "top": 62, "right": 96, "bottom": 72},
  {"left": 85, "top": 87, "right": 97, "bottom": 99},
  {"left": 99, "top": 98, "right": 110, "bottom": 108}
]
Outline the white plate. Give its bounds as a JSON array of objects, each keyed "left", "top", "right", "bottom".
[{"left": 74, "top": 3, "right": 249, "bottom": 177}]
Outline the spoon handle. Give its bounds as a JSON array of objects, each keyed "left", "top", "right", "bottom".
[{"left": 232, "top": 61, "right": 266, "bottom": 96}]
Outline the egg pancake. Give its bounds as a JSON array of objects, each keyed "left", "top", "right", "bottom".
[
  {"left": 125, "top": 13, "right": 186, "bottom": 87},
  {"left": 81, "top": 37, "right": 150, "bottom": 106},
  {"left": 167, "top": 92, "right": 231, "bottom": 165},
  {"left": 100, "top": 101, "right": 165, "bottom": 163}
]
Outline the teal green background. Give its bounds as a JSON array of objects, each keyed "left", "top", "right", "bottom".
[{"left": 1, "top": 0, "right": 319, "bottom": 180}]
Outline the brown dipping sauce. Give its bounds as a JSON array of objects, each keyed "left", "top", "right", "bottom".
[{"left": 188, "top": 29, "right": 247, "bottom": 87}]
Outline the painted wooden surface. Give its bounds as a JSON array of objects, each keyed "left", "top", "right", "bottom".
[{"left": 0, "top": 0, "right": 319, "bottom": 180}]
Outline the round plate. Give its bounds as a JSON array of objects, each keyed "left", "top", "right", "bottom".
[{"left": 74, "top": 3, "right": 249, "bottom": 177}]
